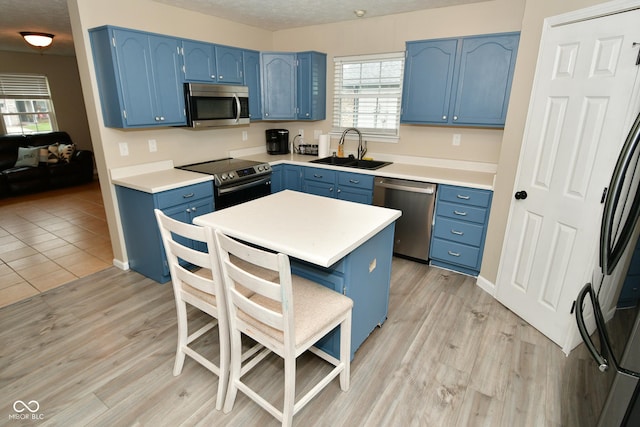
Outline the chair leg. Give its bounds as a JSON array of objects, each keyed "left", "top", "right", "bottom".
[
  {"left": 339, "top": 313, "right": 352, "bottom": 391},
  {"left": 216, "top": 315, "right": 230, "bottom": 411},
  {"left": 173, "top": 299, "right": 188, "bottom": 376},
  {"left": 223, "top": 329, "right": 242, "bottom": 414},
  {"left": 282, "top": 355, "right": 296, "bottom": 427}
]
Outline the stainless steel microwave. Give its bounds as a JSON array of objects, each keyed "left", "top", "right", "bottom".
[{"left": 184, "top": 83, "right": 250, "bottom": 128}]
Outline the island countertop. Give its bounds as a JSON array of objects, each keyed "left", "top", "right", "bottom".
[{"left": 194, "top": 190, "right": 402, "bottom": 268}]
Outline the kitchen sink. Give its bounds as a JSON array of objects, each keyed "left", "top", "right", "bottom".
[{"left": 310, "top": 156, "right": 392, "bottom": 170}]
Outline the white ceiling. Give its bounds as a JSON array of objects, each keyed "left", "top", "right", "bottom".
[{"left": 0, "top": 0, "right": 487, "bottom": 57}]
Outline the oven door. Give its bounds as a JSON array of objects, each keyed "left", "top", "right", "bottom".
[{"left": 215, "top": 175, "right": 271, "bottom": 209}]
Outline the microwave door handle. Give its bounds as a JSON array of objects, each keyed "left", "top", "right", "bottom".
[
  {"left": 575, "top": 283, "right": 610, "bottom": 372},
  {"left": 234, "top": 93, "right": 240, "bottom": 124}
]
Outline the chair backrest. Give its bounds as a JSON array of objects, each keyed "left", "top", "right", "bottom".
[
  {"left": 154, "top": 209, "right": 223, "bottom": 303},
  {"left": 214, "top": 229, "right": 295, "bottom": 348}
]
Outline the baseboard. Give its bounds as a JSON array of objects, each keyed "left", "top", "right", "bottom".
[
  {"left": 476, "top": 274, "right": 496, "bottom": 297},
  {"left": 112, "top": 258, "right": 129, "bottom": 271}
]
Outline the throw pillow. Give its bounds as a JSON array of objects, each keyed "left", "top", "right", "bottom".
[
  {"left": 14, "top": 147, "right": 40, "bottom": 168},
  {"left": 57, "top": 143, "right": 76, "bottom": 163},
  {"left": 47, "top": 144, "right": 60, "bottom": 164}
]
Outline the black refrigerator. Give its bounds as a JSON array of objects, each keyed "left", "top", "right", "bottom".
[{"left": 575, "top": 111, "right": 640, "bottom": 426}]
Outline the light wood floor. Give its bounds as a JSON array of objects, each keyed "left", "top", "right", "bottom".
[
  {"left": 0, "top": 257, "right": 604, "bottom": 426},
  {"left": 0, "top": 181, "right": 113, "bottom": 309}
]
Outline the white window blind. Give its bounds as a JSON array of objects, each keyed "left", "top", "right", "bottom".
[
  {"left": 332, "top": 52, "right": 404, "bottom": 141},
  {"left": 0, "top": 74, "right": 57, "bottom": 135}
]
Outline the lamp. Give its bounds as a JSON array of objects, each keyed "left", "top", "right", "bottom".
[{"left": 20, "top": 32, "right": 55, "bottom": 49}]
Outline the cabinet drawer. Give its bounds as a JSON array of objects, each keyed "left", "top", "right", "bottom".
[
  {"left": 433, "top": 217, "right": 484, "bottom": 247},
  {"left": 155, "top": 182, "right": 213, "bottom": 209},
  {"left": 431, "top": 238, "right": 480, "bottom": 269},
  {"left": 437, "top": 201, "right": 488, "bottom": 224},
  {"left": 438, "top": 185, "right": 491, "bottom": 208},
  {"left": 304, "top": 167, "right": 337, "bottom": 183},
  {"left": 338, "top": 172, "right": 374, "bottom": 190}
]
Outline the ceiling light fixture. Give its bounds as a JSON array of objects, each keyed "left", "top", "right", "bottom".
[
  {"left": 20, "top": 32, "right": 55, "bottom": 49},
  {"left": 354, "top": 10, "right": 366, "bottom": 18}
]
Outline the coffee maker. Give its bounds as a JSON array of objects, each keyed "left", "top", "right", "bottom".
[{"left": 266, "top": 129, "right": 289, "bottom": 154}]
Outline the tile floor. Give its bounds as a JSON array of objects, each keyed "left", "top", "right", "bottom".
[{"left": 0, "top": 181, "right": 112, "bottom": 308}]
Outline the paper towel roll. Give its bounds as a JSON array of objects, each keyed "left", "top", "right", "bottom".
[{"left": 318, "top": 134, "right": 330, "bottom": 157}]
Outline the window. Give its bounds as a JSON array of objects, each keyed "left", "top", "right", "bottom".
[
  {"left": 332, "top": 52, "right": 404, "bottom": 142},
  {"left": 0, "top": 74, "right": 58, "bottom": 135}
]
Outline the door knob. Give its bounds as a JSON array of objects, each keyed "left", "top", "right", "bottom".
[{"left": 515, "top": 190, "right": 528, "bottom": 200}]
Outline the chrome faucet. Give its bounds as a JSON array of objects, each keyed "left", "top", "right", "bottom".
[{"left": 338, "top": 127, "right": 367, "bottom": 160}]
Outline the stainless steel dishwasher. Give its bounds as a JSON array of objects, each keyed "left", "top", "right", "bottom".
[{"left": 373, "top": 177, "right": 436, "bottom": 262}]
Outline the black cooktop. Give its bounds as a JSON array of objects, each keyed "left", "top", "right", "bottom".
[{"left": 177, "top": 158, "right": 264, "bottom": 175}]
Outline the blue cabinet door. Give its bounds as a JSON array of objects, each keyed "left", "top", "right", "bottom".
[
  {"left": 148, "top": 35, "right": 186, "bottom": 125},
  {"left": 297, "top": 51, "right": 326, "bottom": 120},
  {"left": 401, "top": 39, "right": 458, "bottom": 124},
  {"left": 283, "top": 165, "right": 303, "bottom": 191},
  {"left": 112, "top": 29, "right": 156, "bottom": 127},
  {"left": 243, "top": 49, "right": 262, "bottom": 120},
  {"left": 271, "top": 165, "right": 283, "bottom": 193},
  {"left": 452, "top": 33, "right": 519, "bottom": 126},
  {"left": 182, "top": 40, "right": 217, "bottom": 82},
  {"left": 216, "top": 45, "right": 244, "bottom": 84},
  {"left": 261, "top": 52, "right": 297, "bottom": 119}
]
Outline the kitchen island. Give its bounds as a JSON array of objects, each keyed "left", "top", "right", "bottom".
[{"left": 194, "top": 190, "right": 401, "bottom": 359}]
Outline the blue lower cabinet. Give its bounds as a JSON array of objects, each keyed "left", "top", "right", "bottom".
[
  {"left": 116, "top": 182, "right": 213, "bottom": 283},
  {"left": 430, "top": 184, "right": 492, "bottom": 276},
  {"left": 302, "top": 166, "right": 373, "bottom": 204},
  {"left": 291, "top": 223, "right": 394, "bottom": 360}
]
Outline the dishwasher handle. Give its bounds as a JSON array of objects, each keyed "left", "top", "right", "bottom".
[{"left": 375, "top": 179, "right": 435, "bottom": 195}]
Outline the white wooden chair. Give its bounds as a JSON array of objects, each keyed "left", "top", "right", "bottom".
[
  {"left": 154, "top": 209, "right": 231, "bottom": 410},
  {"left": 214, "top": 229, "right": 353, "bottom": 427}
]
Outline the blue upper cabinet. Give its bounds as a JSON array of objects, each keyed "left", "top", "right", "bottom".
[
  {"left": 182, "top": 40, "right": 216, "bottom": 82},
  {"left": 182, "top": 41, "right": 244, "bottom": 84},
  {"left": 261, "top": 52, "right": 297, "bottom": 120},
  {"left": 401, "top": 32, "right": 520, "bottom": 128},
  {"left": 215, "top": 45, "right": 244, "bottom": 84},
  {"left": 296, "top": 51, "right": 327, "bottom": 121},
  {"left": 89, "top": 26, "right": 186, "bottom": 128},
  {"left": 401, "top": 39, "right": 458, "bottom": 124},
  {"left": 261, "top": 51, "right": 327, "bottom": 121},
  {"left": 243, "top": 49, "right": 262, "bottom": 120}
]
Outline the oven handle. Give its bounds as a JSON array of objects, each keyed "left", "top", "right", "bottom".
[{"left": 217, "top": 176, "right": 271, "bottom": 195}]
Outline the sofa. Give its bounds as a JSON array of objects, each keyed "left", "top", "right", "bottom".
[{"left": 0, "top": 131, "right": 94, "bottom": 198}]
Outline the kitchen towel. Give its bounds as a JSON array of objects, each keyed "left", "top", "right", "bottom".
[{"left": 318, "top": 134, "right": 330, "bottom": 157}]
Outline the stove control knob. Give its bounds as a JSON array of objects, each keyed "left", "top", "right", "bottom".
[
  {"left": 258, "top": 166, "right": 264, "bottom": 171},
  {"left": 228, "top": 172, "right": 235, "bottom": 179},
  {"left": 221, "top": 173, "right": 228, "bottom": 180}
]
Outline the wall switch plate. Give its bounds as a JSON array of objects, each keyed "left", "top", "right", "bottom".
[
  {"left": 298, "top": 129, "right": 304, "bottom": 137},
  {"left": 452, "top": 134, "right": 461, "bottom": 146},
  {"left": 119, "top": 142, "right": 129, "bottom": 156},
  {"left": 242, "top": 131, "right": 248, "bottom": 141},
  {"left": 148, "top": 139, "right": 157, "bottom": 152}
]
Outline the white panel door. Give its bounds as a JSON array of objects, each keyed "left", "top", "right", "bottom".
[{"left": 496, "top": 8, "right": 640, "bottom": 348}]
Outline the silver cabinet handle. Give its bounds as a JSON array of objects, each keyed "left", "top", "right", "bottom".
[
  {"left": 451, "top": 229, "right": 464, "bottom": 236},
  {"left": 183, "top": 193, "right": 194, "bottom": 198},
  {"left": 186, "top": 208, "right": 191, "bottom": 213},
  {"left": 457, "top": 194, "right": 470, "bottom": 200},
  {"left": 314, "top": 174, "right": 323, "bottom": 178},
  {"left": 219, "top": 75, "right": 224, "bottom": 79},
  {"left": 453, "top": 116, "right": 458, "bottom": 121},
  {"left": 192, "top": 206, "right": 197, "bottom": 212},
  {"left": 454, "top": 210, "right": 467, "bottom": 216},
  {"left": 349, "top": 179, "right": 360, "bottom": 184},
  {"left": 448, "top": 251, "right": 461, "bottom": 257},
  {"left": 442, "top": 115, "right": 447, "bottom": 120}
]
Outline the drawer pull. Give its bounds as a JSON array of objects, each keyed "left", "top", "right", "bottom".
[
  {"left": 183, "top": 193, "right": 195, "bottom": 198},
  {"left": 454, "top": 210, "right": 467, "bottom": 216},
  {"left": 314, "top": 174, "right": 323, "bottom": 178},
  {"left": 457, "top": 194, "right": 470, "bottom": 200},
  {"left": 349, "top": 179, "right": 360, "bottom": 184},
  {"left": 448, "top": 251, "right": 461, "bottom": 257},
  {"left": 451, "top": 229, "right": 464, "bottom": 236}
]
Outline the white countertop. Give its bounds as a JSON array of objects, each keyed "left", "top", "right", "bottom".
[
  {"left": 110, "top": 161, "right": 212, "bottom": 193},
  {"left": 239, "top": 152, "right": 496, "bottom": 190},
  {"left": 194, "top": 190, "right": 402, "bottom": 267}
]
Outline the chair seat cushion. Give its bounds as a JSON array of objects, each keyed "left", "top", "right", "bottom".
[{"left": 242, "top": 276, "right": 353, "bottom": 348}]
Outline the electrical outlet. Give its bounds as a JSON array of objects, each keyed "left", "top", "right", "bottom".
[
  {"left": 452, "top": 134, "right": 461, "bottom": 146},
  {"left": 148, "top": 139, "right": 157, "bottom": 152},
  {"left": 119, "top": 142, "right": 129, "bottom": 156},
  {"left": 242, "top": 131, "right": 248, "bottom": 141},
  {"left": 298, "top": 129, "right": 304, "bottom": 138}
]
